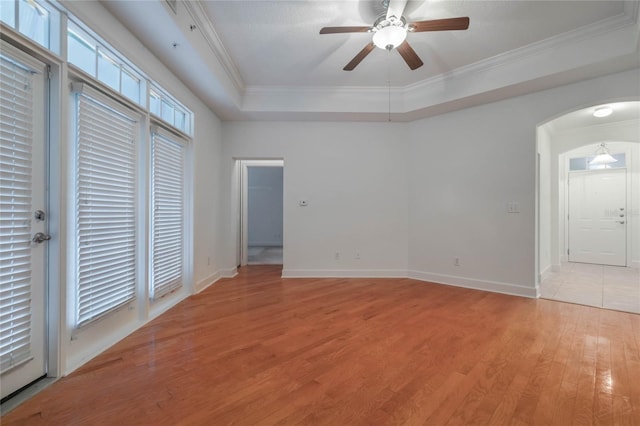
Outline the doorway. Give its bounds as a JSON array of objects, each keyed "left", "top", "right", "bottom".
[
  {"left": 536, "top": 102, "right": 640, "bottom": 313},
  {"left": 568, "top": 169, "right": 627, "bottom": 266},
  {"left": 238, "top": 160, "right": 284, "bottom": 266},
  {"left": 0, "top": 44, "right": 49, "bottom": 399}
]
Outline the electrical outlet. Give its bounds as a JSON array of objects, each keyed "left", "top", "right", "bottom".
[{"left": 454, "top": 257, "right": 460, "bottom": 266}]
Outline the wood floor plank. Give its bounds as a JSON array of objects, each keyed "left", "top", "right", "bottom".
[{"left": 2, "top": 266, "right": 639, "bottom": 425}]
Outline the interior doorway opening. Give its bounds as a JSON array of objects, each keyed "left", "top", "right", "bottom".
[
  {"left": 237, "top": 160, "right": 284, "bottom": 267},
  {"left": 535, "top": 100, "right": 640, "bottom": 313}
]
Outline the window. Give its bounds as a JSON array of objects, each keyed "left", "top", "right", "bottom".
[
  {"left": 67, "top": 22, "right": 144, "bottom": 106},
  {"left": 73, "top": 87, "right": 139, "bottom": 327},
  {"left": 569, "top": 153, "right": 626, "bottom": 171},
  {"left": 0, "top": 0, "right": 60, "bottom": 53},
  {"left": 149, "top": 85, "right": 192, "bottom": 136},
  {"left": 0, "top": 53, "right": 36, "bottom": 371},
  {"left": 150, "top": 130, "right": 186, "bottom": 300}
]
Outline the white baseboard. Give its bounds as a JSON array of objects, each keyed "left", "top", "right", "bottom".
[
  {"left": 248, "top": 242, "right": 282, "bottom": 247},
  {"left": 196, "top": 268, "right": 238, "bottom": 293},
  {"left": 407, "top": 270, "right": 537, "bottom": 298},
  {"left": 281, "top": 269, "right": 407, "bottom": 278},
  {"left": 282, "top": 268, "right": 536, "bottom": 298}
]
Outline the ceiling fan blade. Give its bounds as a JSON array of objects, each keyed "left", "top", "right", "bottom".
[
  {"left": 410, "top": 17, "right": 470, "bottom": 32},
  {"left": 386, "top": 0, "right": 408, "bottom": 19},
  {"left": 344, "top": 42, "right": 375, "bottom": 71},
  {"left": 320, "top": 26, "right": 371, "bottom": 34},
  {"left": 396, "top": 41, "right": 423, "bottom": 70}
]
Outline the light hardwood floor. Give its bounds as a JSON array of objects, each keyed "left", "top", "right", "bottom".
[{"left": 3, "top": 266, "right": 640, "bottom": 425}]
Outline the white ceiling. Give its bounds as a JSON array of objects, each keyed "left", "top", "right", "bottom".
[
  {"left": 547, "top": 101, "right": 640, "bottom": 132},
  {"left": 101, "top": 0, "right": 640, "bottom": 121}
]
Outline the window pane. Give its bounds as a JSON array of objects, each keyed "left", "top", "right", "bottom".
[
  {"left": 68, "top": 28, "right": 96, "bottom": 76},
  {"left": 161, "top": 99, "right": 174, "bottom": 124},
  {"left": 569, "top": 158, "right": 586, "bottom": 171},
  {"left": 150, "top": 90, "right": 161, "bottom": 116},
  {"left": 611, "top": 153, "right": 625, "bottom": 167},
  {"left": 97, "top": 49, "right": 119, "bottom": 91},
  {"left": 1, "top": 0, "right": 16, "bottom": 27},
  {"left": 121, "top": 68, "right": 140, "bottom": 103},
  {"left": 175, "top": 109, "right": 186, "bottom": 132},
  {"left": 18, "top": 0, "right": 49, "bottom": 48}
]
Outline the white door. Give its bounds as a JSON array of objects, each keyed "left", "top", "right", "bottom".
[
  {"left": 0, "top": 44, "right": 48, "bottom": 399},
  {"left": 568, "top": 169, "right": 627, "bottom": 266}
]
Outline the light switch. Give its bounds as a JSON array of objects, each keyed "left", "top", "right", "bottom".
[{"left": 507, "top": 202, "right": 520, "bottom": 213}]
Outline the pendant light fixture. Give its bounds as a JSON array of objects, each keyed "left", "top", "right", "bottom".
[{"left": 589, "top": 142, "right": 618, "bottom": 166}]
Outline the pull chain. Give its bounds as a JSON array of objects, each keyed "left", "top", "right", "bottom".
[{"left": 388, "top": 79, "right": 391, "bottom": 122}]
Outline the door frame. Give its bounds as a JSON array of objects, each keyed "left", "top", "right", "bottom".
[
  {"left": 0, "top": 40, "right": 62, "bottom": 401},
  {"left": 562, "top": 150, "right": 633, "bottom": 268},
  {"left": 235, "top": 159, "right": 284, "bottom": 267},
  {"left": 1, "top": 37, "right": 63, "bottom": 390},
  {"left": 566, "top": 168, "right": 628, "bottom": 266}
]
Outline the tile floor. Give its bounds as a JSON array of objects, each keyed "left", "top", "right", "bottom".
[
  {"left": 247, "top": 246, "right": 283, "bottom": 265},
  {"left": 540, "top": 262, "right": 640, "bottom": 314}
]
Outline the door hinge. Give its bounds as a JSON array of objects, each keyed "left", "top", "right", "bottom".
[
  {"left": 567, "top": 249, "right": 570, "bottom": 255},
  {"left": 47, "top": 65, "right": 52, "bottom": 80}
]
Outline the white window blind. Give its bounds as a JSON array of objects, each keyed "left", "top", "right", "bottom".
[
  {"left": 0, "top": 55, "right": 35, "bottom": 372},
  {"left": 150, "top": 131, "right": 184, "bottom": 300},
  {"left": 75, "top": 90, "right": 138, "bottom": 327}
]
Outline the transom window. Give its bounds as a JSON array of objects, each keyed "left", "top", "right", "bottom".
[
  {"left": 67, "top": 21, "right": 145, "bottom": 106},
  {"left": 0, "top": 0, "right": 60, "bottom": 53},
  {"left": 569, "top": 153, "right": 626, "bottom": 171},
  {"left": 150, "top": 86, "right": 193, "bottom": 136}
]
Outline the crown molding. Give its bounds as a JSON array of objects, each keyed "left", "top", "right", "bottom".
[
  {"left": 239, "top": 4, "right": 640, "bottom": 119},
  {"left": 182, "top": 0, "right": 245, "bottom": 93},
  {"left": 405, "top": 7, "right": 637, "bottom": 93}
]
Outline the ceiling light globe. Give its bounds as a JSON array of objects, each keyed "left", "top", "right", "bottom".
[
  {"left": 593, "top": 106, "right": 613, "bottom": 118},
  {"left": 373, "top": 26, "right": 407, "bottom": 50}
]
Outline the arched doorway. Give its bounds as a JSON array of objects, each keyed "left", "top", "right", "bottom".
[{"left": 536, "top": 101, "right": 639, "bottom": 313}]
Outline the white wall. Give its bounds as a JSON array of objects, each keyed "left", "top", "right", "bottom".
[
  {"left": 219, "top": 69, "right": 639, "bottom": 294},
  {"left": 248, "top": 167, "right": 283, "bottom": 246},
  {"left": 57, "top": 1, "right": 225, "bottom": 373},
  {"left": 221, "top": 121, "right": 410, "bottom": 277},
  {"left": 405, "top": 69, "right": 639, "bottom": 297}
]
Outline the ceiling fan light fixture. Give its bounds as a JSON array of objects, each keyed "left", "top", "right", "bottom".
[{"left": 372, "top": 24, "right": 407, "bottom": 50}]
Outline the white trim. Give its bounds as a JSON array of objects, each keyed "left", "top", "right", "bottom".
[
  {"left": 281, "top": 268, "right": 537, "bottom": 298},
  {"left": 408, "top": 270, "right": 537, "bottom": 298},
  {"left": 238, "top": 159, "right": 284, "bottom": 267},
  {"left": 282, "top": 269, "right": 408, "bottom": 279},
  {"left": 195, "top": 268, "right": 238, "bottom": 293},
  {"left": 182, "top": 1, "right": 244, "bottom": 93}
]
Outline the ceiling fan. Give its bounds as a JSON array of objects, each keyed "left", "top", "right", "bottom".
[{"left": 320, "top": 0, "right": 469, "bottom": 71}]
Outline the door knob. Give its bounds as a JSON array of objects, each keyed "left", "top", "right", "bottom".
[{"left": 32, "top": 232, "right": 51, "bottom": 243}]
